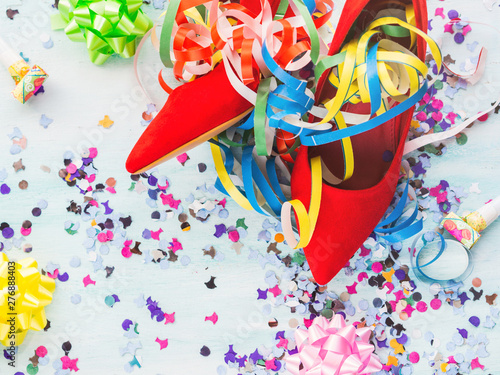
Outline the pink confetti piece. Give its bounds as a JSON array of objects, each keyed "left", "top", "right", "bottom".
[
  {"left": 176, "top": 153, "right": 188, "bottom": 164},
  {"left": 436, "top": 191, "right": 448, "bottom": 203},
  {"left": 121, "top": 247, "right": 132, "bottom": 258},
  {"left": 88, "top": 147, "right": 98, "bottom": 158},
  {"left": 429, "top": 185, "right": 443, "bottom": 197},
  {"left": 265, "top": 359, "right": 278, "bottom": 370},
  {"left": 83, "top": 274, "right": 96, "bottom": 286},
  {"left": 150, "top": 228, "right": 163, "bottom": 240},
  {"left": 444, "top": 23, "right": 455, "bottom": 34},
  {"left": 430, "top": 298, "right": 442, "bottom": 310},
  {"left": 205, "top": 312, "right": 218, "bottom": 324},
  {"left": 47, "top": 269, "right": 59, "bottom": 279},
  {"left": 371, "top": 262, "right": 383, "bottom": 273},
  {"left": 383, "top": 282, "right": 395, "bottom": 294},
  {"left": 160, "top": 193, "right": 181, "bottom": 209},
  {"left": 228, "top": 230, "right": 240, "bottom": 242},
  {"left": 409, "top": 352, "right": 420, "bottom": 364},
  {"left": 268, "top": 285, "right": 282, "bottom": 297},
  {"left": 36, "top": 346, "right": 48, "bottom": 357},
  {"left": 164, "top": 312, "right": 175, "bottom": 324},
  {"left": 435, "top": 7, "right": 445, "bottom": 18},
  {"left": 416, "top": 301, "right": 428, "bottom": 312},
  {"left": 471, "top": 357, "right": 484, "bottom": 370},
  {"left": 158, "top": 181, "right": 169, "bottom": 190},
  {"left": 276, "top": 337, "right": 288, "bottom": 349},
  {"left": 357, "top": 272, "right": 368, "bottom": 281},
  {"left": 105, "top": 186, "right": 116, "bottom": 194},
  {"left": 416, "top": 112, "right": 427, "bottom": 121},
  {"left": 359, "top": 246, "right": 370, "bottom": 257},
  {"left": 346, "top": 282, "right": 358, "bottom": 294},
  {"left": 446, "top": 112, "right": 458, "bottom": 124},
  {"left": 168, "top": 238, "right": 183, "bottom": 253},
  {"left": 432, "top": 98, "right": 444, "bottom": 110},
  {"left": 217, "top": 198, "right": 227, "bottom": 208},
  {"left": 403, "top": 304, "right": 415, "bottom": 317},
  {"left": 156, "top": 337, "right": 169, "bottom": 350},
  {"left": 97, "top": 232, "right": 108, "bottom": 242},
  {"left": 303, "top": 317, "right": 314, "bottom": 328},
  {"left": 431, "top": 111, "right": 443, "bottom": 122},
  {"left": 61, "top": 356, "right": 79, "bottom": 371},
  {"left": 393, "top": 290, "right": 405, "bottom": 302},
  {"left": 66, "top": 164, "right": 77, "bottom": 174}
]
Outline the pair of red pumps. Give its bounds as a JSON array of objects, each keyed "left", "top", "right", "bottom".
[{"left": 127, "top": 0, "right": 432, "bottom": 285}]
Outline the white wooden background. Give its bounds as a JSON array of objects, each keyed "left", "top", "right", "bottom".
[{"left": 1, "top": 0, "right": 500, "bottom": 374}]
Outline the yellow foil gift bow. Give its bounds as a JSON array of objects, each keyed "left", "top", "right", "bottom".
[
  {"left": 52, "top": 0, "right": 153, "bottom": 65},
  {"left": 0, "top": 253, "right": 56, "bottom": 346}
]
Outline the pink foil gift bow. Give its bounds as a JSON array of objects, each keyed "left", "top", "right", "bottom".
[{"left": 286, "top": 315, "right": 382, "bottom": 375}]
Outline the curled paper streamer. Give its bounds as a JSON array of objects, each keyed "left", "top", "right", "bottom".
[
  {"left": 409, "top": 232, "right": 472, "bottom": 286},
  {"left": 286, "top": 315, "right": 382, "bottom": 375},
  {"left": 51, "top": 0, "right": 153, "bottom": 65},
  {"left": 0, "top": 253, "right": 56, "bottom": 346}
]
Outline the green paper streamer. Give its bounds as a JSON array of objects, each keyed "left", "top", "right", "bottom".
[{"left": 52, "top": 0, "right": 153, "bottom": 65}]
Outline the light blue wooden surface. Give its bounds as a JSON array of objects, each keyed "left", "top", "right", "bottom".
[{"left": 1, "top": 0, "right": 500, "bottom": 374}]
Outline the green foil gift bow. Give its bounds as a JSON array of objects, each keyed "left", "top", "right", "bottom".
[{"left": 51, "top": 0, "right": 153, "bottom": 65}]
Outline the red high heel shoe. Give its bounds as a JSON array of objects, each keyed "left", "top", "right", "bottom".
[
  {"left": 126, "top": 0, "right": 281, "bottom": 174},
  {"left": 290, "top": 0, "right": 437, "bottom": 284}
]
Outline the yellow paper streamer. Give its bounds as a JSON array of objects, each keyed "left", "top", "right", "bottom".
[{"left": 0, "top": 253, "right": 56, "bottom": 346}]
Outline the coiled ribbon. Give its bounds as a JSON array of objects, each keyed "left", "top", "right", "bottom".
[
  {"left": 285, "top": 315, "right": 382, "bottom": 375},
  {"left": 158, "top": 0, "right": 442, "bottom": 251},
  {"left": 374, "top": 162, "right": 423, "bottom": 243},
  {"left": 0, "top": 253, "right": 56, "bottom": 346},
  {"left": 52, "top": 0, "right": 153, "bottom": 65}
]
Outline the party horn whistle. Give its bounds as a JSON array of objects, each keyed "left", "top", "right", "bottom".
[
  {"left": 441, "top": 195, "right": 500, "bottom": 250},
  {"left": 0, "top": 35, "right": 48, "bottom": 103}
]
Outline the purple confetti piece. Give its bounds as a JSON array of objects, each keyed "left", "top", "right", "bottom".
[
  {"left": 0, "top": 184, "right": 10, "bottom": 195},
  {"left": 122, "top": 319, "right": 133, "bottom": 331},
  {"left": 102, "top": 200, "right": 113, "bottom": 215},
  {"left": 57, "top": 272, "right": 69, "bottom": 282},
  {"left": 214, "top": 224, "right": 226, "bottom": 238}
]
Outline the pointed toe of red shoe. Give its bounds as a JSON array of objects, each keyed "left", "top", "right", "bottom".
[{"left": 125, "top": 64, "right": 254, "bottom": 174}]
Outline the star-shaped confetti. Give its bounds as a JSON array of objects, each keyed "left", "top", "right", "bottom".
[
  {"left": 444, "top": 23, "right": 455, "bottom": 34},
  {"left": 435, "top": 8, "right": 445, "bottom": 18},
  {"left": 471, "top": 357, "right": 484, "bottom": 370},
  {"left": 40, "top": 114, "right": 53, "bottom": 129},
  {"left": 120, "top": 341, "right": 142, "bottom": 356},
  {"left": 205, "top": 312, "right": 218, "bottom": 324},
  {"left": 98, "top": 115, "right": 114, "bottom": 128},
  {"left": 443, "top": 54, "right": 456, "bottom": 65},
  {"left": 469, "top": 183, "right": 481, "bottom": 194},
  {"left": 163, "top": 312, "right": 175, "bottom": 324},
  {"left": 6, "top": 9, "right": 19, "bottom": 19},
  {"left": 155, "top": 337, "right": 168, "bottom": 350},
  {"left": 346, "top": 282, "right": 358, "bottom": 294},
  {"left": 205, "top": 276, "right": 217, "bottom": 289},
  {"left": 83, "top": 274, "right": 96, "bottom": 287},
  {"left": 13, "top": 159, "right": 25, "bottom": 172},
  {"left": 236, "top": 218, "right": 248, "bottom": 229},
  {"left": 257, "top": 288, "right": 268, "bottom": 300}
]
